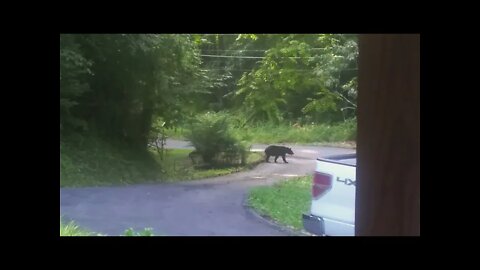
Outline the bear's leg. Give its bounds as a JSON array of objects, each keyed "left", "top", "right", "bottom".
[
  {"left": 274, "top": 155, "right": 279, "bottom": 163},
  {"left": 266, "top": 155, "right": 270, "bottom": 162},
  {"left": 282, "top": 154, "right": 288, "bottom": 163}
]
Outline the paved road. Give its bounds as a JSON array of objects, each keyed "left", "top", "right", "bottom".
[{"left": 60, "top": 140, "right": 355, "bottom": 236}]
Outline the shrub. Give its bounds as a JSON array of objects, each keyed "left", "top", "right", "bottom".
[
  {"left": 185, "top": 112, "right": 248, "bottom": 167},
  {"left": 123, "top": 228, "right": 154, "bottom": 236}
]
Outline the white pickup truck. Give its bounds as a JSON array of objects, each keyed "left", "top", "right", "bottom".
[{"left": 302, "top": 153, "right": 356, "bottom": 236}]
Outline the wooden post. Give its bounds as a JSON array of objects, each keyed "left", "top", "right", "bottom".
[{"left": 356, "top": 34, "right": 420, "bottom": 236}]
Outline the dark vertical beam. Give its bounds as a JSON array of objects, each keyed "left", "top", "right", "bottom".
[{"left": 356, "top": 34, "right": 420, "bottom": 236}]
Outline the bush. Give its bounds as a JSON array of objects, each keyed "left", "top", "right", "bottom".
[
  {"left": 185, "top": 112, "right": 248, "bottom": 167},
  {"left": 124, "top": 228, "right": 155, "bottom": 236}
]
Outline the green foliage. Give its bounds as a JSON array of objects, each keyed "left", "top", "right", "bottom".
[
  {"left": 248, "top": 176, "right": 312, "bottom": 231},
  {"left": 61, "top": 134, "right": 266, "bottom": 188},
  {"left": 173, "top": 115, "right": 356, "bottom": 144},
  {"left": 152, "top": 149, "right": 263, "bottom": 182},
  {"left": 185, "top": 112, "right": 249, "bottom": 166},
  {"left": 234, "top": 119, "right": 356, "bottom": 144},
  {"left": 60, "top": 220, "right": 94, "bottom": 236},
  {"left": 61, "top": 33, "right": 357, "bottom": 146},
  {"left": 235, "top": 34, "right": 358, "bottom": 124},
  {"left": 60, "top": 34, "right": 202, "bottom": 148},
  {"left": 60, "top": 218, "right": 156, "bottom": 236},
  {"left": 123, "top": 228, "right": 155, "bottom": 236},
  {"left": 60, "top": 131, "right": 264, "bottom": 188},
  {"left": 60, "top": 135, "right": 162, "bottom": 187},
  {"left": 236, "top": 34, "right": 258, "bottom": 41},
  {"left": 60, "top": 34, "right": 358, "bottom": 188},
  {"left": 60, "top": 35, "right": 93, "bottom": 133},
  {"left": 60, "top": 218, "right": 105, "bottom": 236}
]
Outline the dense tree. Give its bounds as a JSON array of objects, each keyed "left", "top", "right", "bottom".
[
  {"left": 60, "top": 33, "right": 358, "bottom": 151},
  {"left": 60, "top": 34, "right": 201, "bottom": 150},
  {"left": 235, "top": 34, "right": 358, "bottom": 124},
  {"left": 60, "top": 35, "right": 93, "bottom": 132},
  {"left": 186, "top": 34, "right": 358, "bottom": 124}
]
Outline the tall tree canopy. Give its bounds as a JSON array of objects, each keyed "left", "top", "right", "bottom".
[
  {"left": 235, "top": 34, "right": 358, "bottom": 124},
  {"left": 60, "top": 34, "right": 201, "bottom": 149},
  {"left": 60, "top": 34, "right": 358, "bottom": 151},
  {"left": 187, "top": 34, "right": 358, "bottom": 124}
]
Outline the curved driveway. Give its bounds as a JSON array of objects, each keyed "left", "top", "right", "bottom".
[{"left": 60, "top": 140, "right": 354, "bottom": 236}]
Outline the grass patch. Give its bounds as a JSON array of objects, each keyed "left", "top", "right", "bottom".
[
  {"left": 60, "top": 135, "right": 163, "bottom": 188},
  {"left": 233, "top": 120, "right": 356, "bottom": 144},
  {"left": 60, "top": 218, "right": 158, "bottom": 236},
  {"left": 60, "top": 219, "right": 100, "bottom": 236},
  {"left": 154, "top": 148, "right": 264, "bottom": 182},
  {"left": 247, "top": 176, "right": 312, "bottom": 231},
  {"left": 61, "top": 134, "right": 265, "bottom": 187},
  {"left": 167, "top": 119, "right": 356, "bottom": 145}
]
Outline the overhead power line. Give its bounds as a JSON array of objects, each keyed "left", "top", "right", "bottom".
[
  {"left": 201, "top": 69, "right": 314, "bottom": 72},
  {"left": 201, "top": 49, "right": 267, "bottom": 52},
  {"left": 200, "top": 68, "right": 358, "bottom": 72},
  {"left": 200, "top": 54, "right": 319, "bottom": 59},
  {"left": 201, "top": 48, "right": 330, "bottom": 52},
  {"left": 200, "top": 54, "right": 265, "bottom": 59}
]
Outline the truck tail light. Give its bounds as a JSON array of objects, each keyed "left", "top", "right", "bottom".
[{"left": 312, "top": 172, "right": 332, "bottom": 200}]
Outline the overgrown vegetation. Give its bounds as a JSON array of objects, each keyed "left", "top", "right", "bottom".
[
  {"left": 60, "top": 34, "right": 203, "bottom": 187},
  {"left": 236, "top": 118, "right": 357, "bottom": 144},
  {"left": 60, "top": 135, "right": 162, "bottom": 187},
  {"left": 167, "top": 116, "right": 356, "bottom": 144},
  {"left": 247, "top": 176, "right": 312, "bottom": 231},
  {"left": 193, "top": 34, "right": 358, "bottom": 124},
  {"left": 60, "top": 219, "right": 157, "bottom": 236},
  {"left": 60, "top": 219, "right": 100, "bottom": 236},
  {"left": 60, "top": 34, "right": 357, "bottom": 187},
  {"left": 123, "top": 228, "right": 155, "bottom": 236},
  {"left": 154, "top": 149, "right": 263, "bottom": 182},
  {"left": 61, "top": 34, "right": 201, "bottom": 145},
  {"left": 185, "top": 112, "right": 249, "bottom": 167},
  {"left": 61, "top": 144, "right": 263, "bottom": 187}
]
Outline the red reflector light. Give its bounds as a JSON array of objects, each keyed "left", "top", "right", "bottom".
[{"left": 312, "top": 172, "right": 333, "bottom": 199}]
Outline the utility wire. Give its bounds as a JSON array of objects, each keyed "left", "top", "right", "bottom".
[
  {"left": 201, "top": 48, "right": 331, "bottom": 52},
  {"left": 200, "top": 68, "right": 358, "bottom": 71},
  {"left": 200, "top": 54, "right": 321, "bottom": 59},
  {"left": 200, "top": 54, "right": 265, "bottom": 59}
]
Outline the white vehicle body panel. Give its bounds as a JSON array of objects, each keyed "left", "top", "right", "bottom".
[{"left": 303, "top": 153, "right": 356, "bottom": 236}]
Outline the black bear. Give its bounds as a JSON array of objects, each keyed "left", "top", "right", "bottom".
[{"left": 265, "top": 145, "right": 294, "bottom": 163}]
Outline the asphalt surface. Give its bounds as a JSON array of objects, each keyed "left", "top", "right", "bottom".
[{"left": 60, "top": 139, "right": 354, "bottom": 236}]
